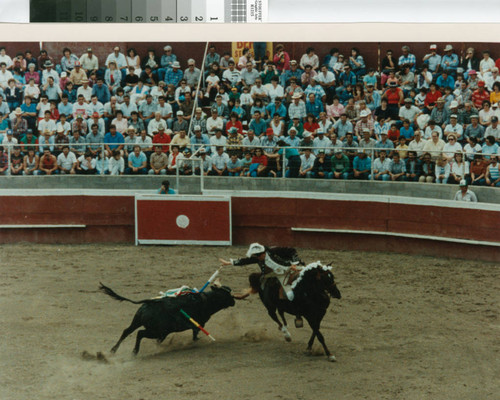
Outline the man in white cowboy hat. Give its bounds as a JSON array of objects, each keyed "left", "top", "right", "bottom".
[
  {"left": 354, "top": 109, "right": 374, "bottom": 139},
  {"left": 288, "top": 92, "right": 306, "bottom": 121},
  {"left": 165, "top": 60, "right": 183, "bottom": 87},
  {"left": 441, "top": 45, "right": 459, "bottom": 75},
  {"left": 42, "top": 60, "right": 59, "bottom": 86},
  {"left": 220, "top": 244, "right": 305, "bottom": 324}
]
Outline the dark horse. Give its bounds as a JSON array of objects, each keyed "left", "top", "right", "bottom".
[{"left": 250, "top": 262, "right": 341, "bottom": 362}]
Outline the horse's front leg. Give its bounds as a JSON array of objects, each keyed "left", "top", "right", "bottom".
[{"left": 306, "top": 318, "right": 335, "bottom": 362}]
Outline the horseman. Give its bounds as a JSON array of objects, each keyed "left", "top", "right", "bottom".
[{"left": 219, "top": 243, "right": 304, "bottom": 326}]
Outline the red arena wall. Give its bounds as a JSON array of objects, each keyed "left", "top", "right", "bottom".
[{"left": 0, "top": 192, "right": 498, "bottom": 262}]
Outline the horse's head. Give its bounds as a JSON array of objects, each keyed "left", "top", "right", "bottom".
[
  {"left": 320, "top": 268, "right": 341, "bottom": 299},
  {"left": 292, "top": 262, "right": 341, "bottom": 300}
]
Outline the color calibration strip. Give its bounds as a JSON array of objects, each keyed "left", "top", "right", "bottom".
[{"left": 30, "top": 0, "right": 266, "bottom": 22}]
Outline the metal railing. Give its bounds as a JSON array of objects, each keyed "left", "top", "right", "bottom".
[{"left": 0, "top": 141, "right": 482, "bottom": 182}]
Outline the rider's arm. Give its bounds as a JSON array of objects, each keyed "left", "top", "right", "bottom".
[{"left": 230, "top": 257, "right": 258, "bottom": 266}]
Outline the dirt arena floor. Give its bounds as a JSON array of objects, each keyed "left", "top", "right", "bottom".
[{"left": 1, "top": 244, "right": 498, "bottom": 400}]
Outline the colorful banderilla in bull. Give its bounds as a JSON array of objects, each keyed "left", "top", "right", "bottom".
[
  {"left": 179, "top": 309, "right": 216, "bottom": 341},
  {"left": 198, "top": 267, "right": 222, "bottom": 293}
]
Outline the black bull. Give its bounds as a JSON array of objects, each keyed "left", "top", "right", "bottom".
[{"left": 99, "top": 283, "right": 235, "bottom": 355}]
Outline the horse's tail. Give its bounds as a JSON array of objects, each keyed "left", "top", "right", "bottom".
[{"left": 99, "top": 283, "right": 151, "bottom": 305}]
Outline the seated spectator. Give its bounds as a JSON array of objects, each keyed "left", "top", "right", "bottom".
[
  {"left": 482, "top": 135, "right": 499, "bottom": 159},
  {"left": 435, "top": 156, "right": 451, "bottom": 184},
  {"left": 405, "top": 151, "right": 421, "bottom": 181},
  {"left": 57, "top": 145, "right": 77, "bottom": 174},
  {"left": 107, "top": 149, "right": 123, "bottom": 175},
  {"left": 423, "top": 131, "right": 445, "bottom": 161},
  {"left": 209, "top": 146, "right": 230, "bottom": 176},
  {"left": 226, "top": 153, "right": 243, "bottom": 177},
  {"left": 312, "top": 150, "right": 332, "bottom": 179},
  {"left": 387, "top": 123, "right": 400, "bottom": 145},
  {"left": 245, "top": 147, "right": 267, "bottom": 177},
  {"left": 449, "top": 151, "right": 469, "bottom": 184},
  {"left": 419, "top": 152, "right": 435, "bottom": 183},
  {"left": 470, "top": 154, "right": 487, "bottom": 185},
  {"left": 76, "top": 152, "right": 97, "bottom": 175},
  {"left": 149, "top": 145, "right": 168, "bottom": 175},
  {"left": 352, "top": 150, "right": 371, "bottom": 180},
  {"left": 443, "top": 134, "right": 463, "bottom": 162},
  {"left": 297, "top": 147, "right": 315, "bottom": 178},
  {"left": 485, "top": 155, "right": 500, "bottom": 187},
  {"left": 125, "top": 145, "right": 147, "bottom": 175},
  {"left": 329, "top": 148, "right": 350, "bottom": 179},
  {"left": 371, "top": 150, "right": 391, "bottom": 181},
  {"left": 23, "top": 148, "right": 39, "bottom": 175},
  {"left": 388, "top": 153, "right": 407, "bottom": 181},
  {"left": 104, "top": 124, "right": 125, "bottom": 157},
  {"left": 395, "top": 136, "right": 409, "bottom": 159},
  {"left": 9, "top": 146, "right": 23, "bottom": 175},
  {"left": 39, "top": 148, "right": 58, "bottom": 175}
]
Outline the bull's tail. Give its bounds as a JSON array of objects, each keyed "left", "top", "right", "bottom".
[{"left": 99, "top": 283, "right": 151, "bottom": 304}]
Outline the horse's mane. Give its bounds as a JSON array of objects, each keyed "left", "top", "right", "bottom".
[{"left": 290, "top": 262, "right": 332, "bottom": 293}]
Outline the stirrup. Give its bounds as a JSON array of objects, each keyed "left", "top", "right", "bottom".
[{"left": 295, "top": 317, "right": 303, "bottom": 328}]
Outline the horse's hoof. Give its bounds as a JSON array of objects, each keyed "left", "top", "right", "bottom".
[
  {"left": 110, "top": 347, "right": 117, "bottom": 354},
  {"left": 328, "top": 355, "right": 337, "bottom": 362},
  {"left": 294, "top": 318, "right": 303, "bottom": 328},
  {"left": 284, "top": 335, "right": 292, "bottom": 342}
]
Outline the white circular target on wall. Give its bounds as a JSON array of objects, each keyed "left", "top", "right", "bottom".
[{"left": 176, "top": 215, "right": 190, "bottom": 229}]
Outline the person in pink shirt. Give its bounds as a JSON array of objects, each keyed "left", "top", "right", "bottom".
[
  {"left": 326, "top": 96, "right": 345, "bottom": 121},
  {"left": 24, "top": 63, "right": 40, "bottom": 85}
]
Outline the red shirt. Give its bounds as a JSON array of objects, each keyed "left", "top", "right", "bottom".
[
  {"left": 471, "top": 89, "right": 490, "bottom": 110},
  {"left": 303, "top": 122, "right": 320, "bottom": 133},
  {"left": 252, "top": 154, "right": 268, "bottom": 166},
  {"left": 384, "top": 88, "right": 403, "bottom": 105},
  {"left": 153, "top": 133, "right": 171, "bottom": 153},
  {"left": 387, "top": 128, "right": 400, "bottom": 143},
  {"left": 226, "top": 120, "right": 243, "bottom": 134},
  {"left": 424, "top": 90, "right": 442, "bottom": 107}
]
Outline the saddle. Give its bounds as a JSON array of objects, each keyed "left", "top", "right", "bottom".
[{"left": 278, "top": 266, "right": 302, "bottom": 300}]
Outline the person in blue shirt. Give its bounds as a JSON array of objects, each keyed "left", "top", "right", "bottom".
[
  {"left": 248, "top": 111, "right": 268, "bottom": 136},
  {"left": 104, "top": 124, "right": 125, "bottom": 156},
  {"left": 436, "top": 70, "right": 455, "bottom": 91},
  {"left": 336, "top": 65, "right": 357, "bottom": 95},
  {"left": 352, "top": 150, "right": 372, "bottom": 180},
  {"left": 158, "top": 45, "right": 177, "bottom": 82},
  {"left": 305, "top": 93, "right": 324, "bottom": 118},
  {"left": 21, "top": 96, "right": 37, "bottom": 130},
  {"left": 92, "top": 77, "right": 111, "bottom": 105},
  {"left": 441, "top": 45, "right": 460, "bottom": 76},
  {"left": 158, "top": 180, "right": 176, "bottom": 194},
  {"left": 125, "top": 145, "right": 147, "bottom": 175},
  {"left": 399, "top": 119, "right": 414, "bottom": 140},
  {"left": 265, "top": 98, "right": 287, "bottom": 121},
  {"left": 165, "top": 61, "right": 183, "bottom": 87},
  {"left": 280, "top": 60, "right": 303, "bottom": 87}
]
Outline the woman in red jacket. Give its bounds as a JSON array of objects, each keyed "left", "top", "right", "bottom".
[{"left": 225, "top": 112, "right": 243, "bottom": 135}]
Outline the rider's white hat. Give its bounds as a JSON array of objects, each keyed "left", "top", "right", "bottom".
[{"left": 246, "top": 243, "right": 265, "bottom": 258}]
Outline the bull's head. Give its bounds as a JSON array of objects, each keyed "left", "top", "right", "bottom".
[{"left": 210, "top": 284, "right": 236, "bottom": 307}]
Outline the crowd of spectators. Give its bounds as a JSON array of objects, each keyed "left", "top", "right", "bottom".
[{"left": 0, "top": 43, "right": 499, "bottom": 187}]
